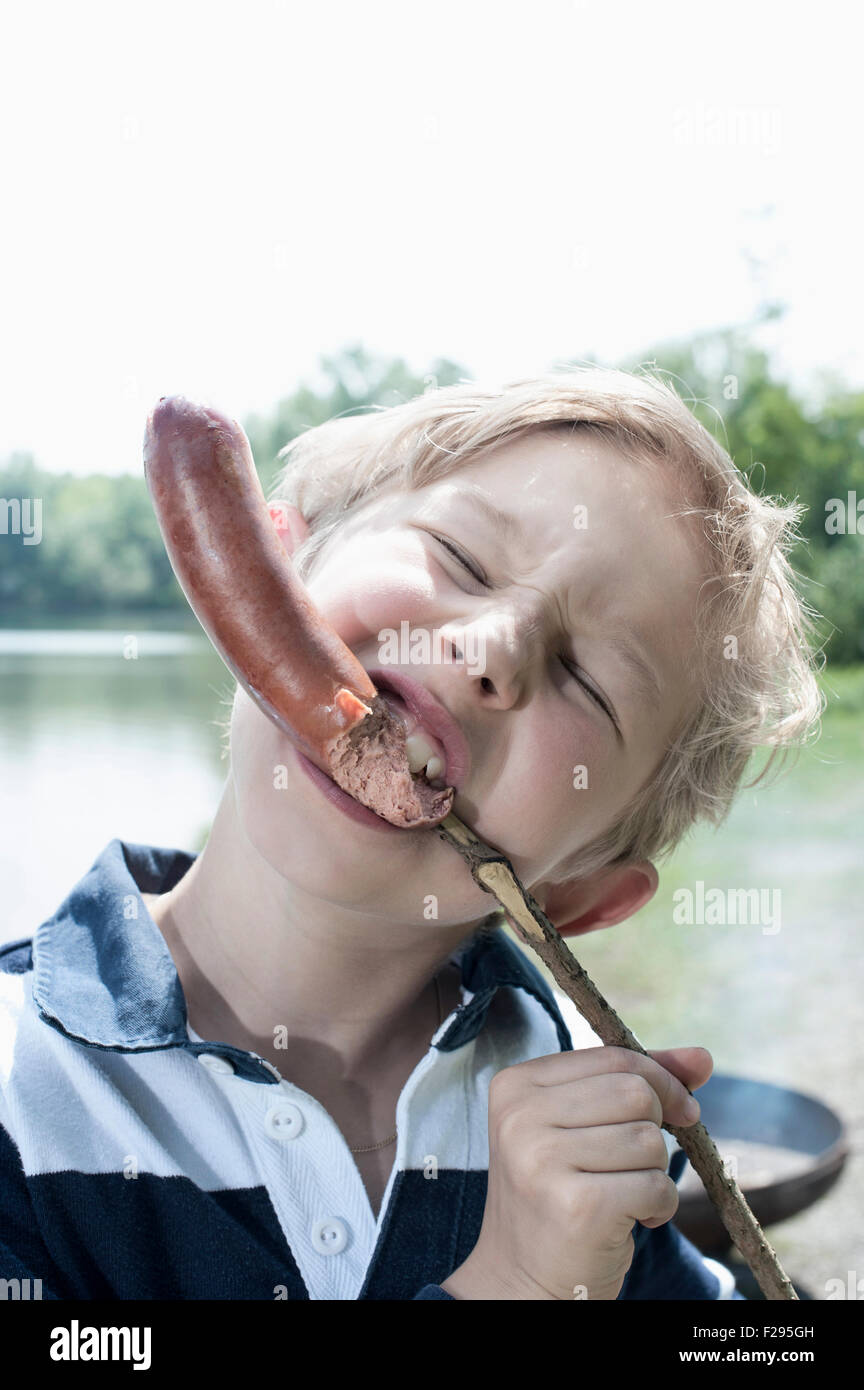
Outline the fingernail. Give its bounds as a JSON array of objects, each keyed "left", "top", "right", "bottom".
[{"left": 683, "top": 1096, "right": 700, "bottom": 1122}]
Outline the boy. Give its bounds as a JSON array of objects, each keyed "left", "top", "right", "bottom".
[{"left": 0, "top": 367, "right": 822, "bottom": 1299}]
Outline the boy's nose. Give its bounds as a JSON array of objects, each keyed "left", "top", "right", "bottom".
[{"left": 454, "top": 614, "right": 546, "bottom": 709}]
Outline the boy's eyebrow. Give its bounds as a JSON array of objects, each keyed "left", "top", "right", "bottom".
[
  {"left": 603, "top": 631, "right": 664, "bottom": 713},
  {"left": 453, "top": 486, "right": 529, "bottom": 548}
]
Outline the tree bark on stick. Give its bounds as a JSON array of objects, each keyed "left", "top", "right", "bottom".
[{"left": 436, "top": 811, "right": 798, "bottom": 1302}]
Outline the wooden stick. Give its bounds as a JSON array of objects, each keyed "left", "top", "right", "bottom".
[{"left": 436, "top": 811, "right": 798, "bottom": 1301}]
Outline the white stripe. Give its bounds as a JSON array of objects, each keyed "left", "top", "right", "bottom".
[
  {"left": 552, "top": 989, "right": 604, "bottom": 1051},
  {"left": 702, "top": 1255, "right": 739, "bottom": 1299}
]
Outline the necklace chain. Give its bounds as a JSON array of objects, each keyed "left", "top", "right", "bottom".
[{"left": 348, "top": 973, "right": 444, "bottom": 1155}]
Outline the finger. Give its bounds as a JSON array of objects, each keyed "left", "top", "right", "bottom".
[
  {"left": 575, "top": 1168, "right": 680, "bottom": 1237},
  {"left": 647, "top": 1046, "right": 714, "bottom": 1095},
  {"left": 515, "top": 1072, "right": 664, "bottom": 1130},
  {"left": 511, "top": 1046, "right": 702, "bottom": 1127},
  {"left": 554, "top": 1120, "right": 670, "bottom": 1174}
]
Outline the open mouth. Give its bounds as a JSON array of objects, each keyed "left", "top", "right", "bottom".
[
  {"left": 406, "top": 732, "right": 447, "bottom": 787},
  {"left": 365, "top": 666, "right": 471, "bottom": 798},
  {"left": 376, "top": 688, "right": 449, "bottom": 789}
]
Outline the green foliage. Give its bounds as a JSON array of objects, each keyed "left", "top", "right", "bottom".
[
  {"left": 818, "top": 660, "right": 864, "bottom": 712},
  {"left": 1, "top": 330, "right": 861, "bottom": 661},
  {"left": 243, "top": 341, "right": 469, "bottom": 493},
  {"left": 0, "top": 459, "right": 182, "bottom": 614},
  {"left": 612, "top": 316, "right": 864, "bottom": 663},
  {"left": 0, "top": 344, "right": 467, "bottom": 620}
]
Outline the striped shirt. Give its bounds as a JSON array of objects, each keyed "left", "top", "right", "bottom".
[{"left": 0, "top": 839, "right": 742, "bottom": 1300}]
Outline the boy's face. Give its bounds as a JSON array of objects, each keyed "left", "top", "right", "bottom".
[{"left": 230, "top": 428, "right": 708, "bottom": 931}]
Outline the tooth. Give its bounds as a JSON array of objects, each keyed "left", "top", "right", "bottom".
[
  {"left": 405, "top": 731, "right": 438, "bottom": 774},
  {"left": 424, "top": 755, "right": 444, "bottom": 782}
]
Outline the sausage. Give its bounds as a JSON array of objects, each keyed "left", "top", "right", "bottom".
[{"left": 143, "top": 395, "right": 454, "bottom": 828}]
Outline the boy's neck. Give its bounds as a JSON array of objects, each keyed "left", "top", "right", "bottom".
[{"left": 142, "top": 778, "right": 472, "bottom": 1082}]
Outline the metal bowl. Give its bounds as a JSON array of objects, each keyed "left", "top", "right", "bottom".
[{"left": 672, "top": 1073, "right": 849, "bottom": 1255}]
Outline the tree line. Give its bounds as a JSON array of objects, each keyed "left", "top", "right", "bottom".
[{"left": 1, "top": 331, "right": 862, "bottom": 663}]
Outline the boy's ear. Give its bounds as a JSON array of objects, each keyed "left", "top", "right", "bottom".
[
  {"left": 268, "top": 500, "right": 310, "bottom": 557},
  {"left": 531, "top": 860, "right": 659, "bottom": 938}
]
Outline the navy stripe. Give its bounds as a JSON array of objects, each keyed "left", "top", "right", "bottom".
[
  {"left": 0, "top": 937, "right": 33, "bottom": 974},
  {"left": 359, "top": 1170, "right": 486, "bottom": 1299}
]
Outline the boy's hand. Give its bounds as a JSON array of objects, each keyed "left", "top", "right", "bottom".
[{"left": 440, "top": 1045, "right": 712, "bottom": 1301}]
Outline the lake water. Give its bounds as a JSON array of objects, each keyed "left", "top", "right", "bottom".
[{"left": 0, "top": 618, "right": 231, "bottom": 943}]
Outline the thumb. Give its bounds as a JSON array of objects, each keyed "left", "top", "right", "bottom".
[{"left": 647, "top": 1046, "right": 714, "bottom": 1104}]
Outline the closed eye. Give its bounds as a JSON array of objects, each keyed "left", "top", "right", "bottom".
[
  {"left": 558, "top": 655, "right": 619, "bottom": 727},
  {"left": 431, "top": 532, "right": 620, "bottom": 731},
  {"left": 433, "top": 534, "right": 487, "bottom": 584}
]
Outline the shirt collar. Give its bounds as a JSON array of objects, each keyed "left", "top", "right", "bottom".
[{"left": 32, "top": 839, "right": 571, "bottom": 1081}]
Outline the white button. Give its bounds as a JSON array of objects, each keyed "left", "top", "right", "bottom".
[
  {"left": 264, "top": 1101, "right": 305, "bottom": 1141},
  {"left": 311, "top": 1218, "right": 348, "bottom": 1255},
  {"left": 197, "top": 1053, "right": 235, "bottom": 1075}
]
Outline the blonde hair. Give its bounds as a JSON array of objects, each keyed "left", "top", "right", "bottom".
[{"left": 268, "top": 366, "right": 825, "bottom": 885}]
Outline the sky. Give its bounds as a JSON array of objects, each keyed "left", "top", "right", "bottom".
[{"left": 1, "top": 0, "right": 861, "bottom": 476}]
